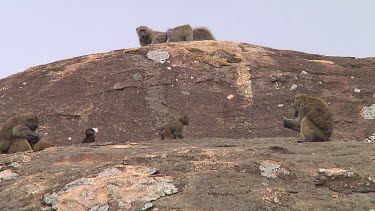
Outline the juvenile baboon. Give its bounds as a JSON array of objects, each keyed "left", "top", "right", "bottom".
[
  {"left": 193, "top": 27, "right": 215, "bottom": 41},
  {"left": 82, "top": 128, "right": 96, "bottom": 143},
  {"left": 30, "top": 139, "right": 52, "bottom": 152},
  {"left": 282, "top": 94, "right": 334, "bottom": 142},
  {"left": 0, "top": 112, "right": 41, "bottom": 154},
  {"left": 151, "top": 33, "right": 168, "bottom": 44},
  {"left": 155, "top": 115, "right": 189, "bottom": 140},
  {"left": 166, "top": 24, "right": 194, "bottom": 43},
  {"left": 155, "top": 128, "right": 175, "bottom": 140},
  {"left": 136, "top": 26, "right": 165, "bottom": 46}
]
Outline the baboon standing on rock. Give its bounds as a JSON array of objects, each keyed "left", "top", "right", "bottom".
[
  {"left": 0, "top": 113, "right": 41, "bottom": 154},
  {"left": 136, "top": 26, "right": 166, "bottom": 46},
  {"left": 155, "top": 115, "right": 189, "bottom": 140},
  {"left": 282, "top": 94, "right": 334, "bottom": 142},
  {"left": 166, "top": 24, "right": 194, "bottom": 43}
]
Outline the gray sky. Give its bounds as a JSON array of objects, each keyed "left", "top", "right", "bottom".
[{"left": 1, "top": 1, "right": 374, "bottom": 79}]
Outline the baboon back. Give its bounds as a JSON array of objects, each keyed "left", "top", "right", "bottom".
[{"left": 193, "top": 28, "right": 215, "bottom": 41}]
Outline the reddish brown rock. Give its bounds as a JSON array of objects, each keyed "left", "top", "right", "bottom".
[{"left": 0, "top": 41, "right": 374, "bottom": 210}]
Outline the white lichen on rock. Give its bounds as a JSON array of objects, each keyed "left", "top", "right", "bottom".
[
  {"left": 141, "top": 202, "right": 153, "bottom": 211},
  {"left": 365, "top": 133, "right": 375, "bottom": 143},
  {"left": 362, "top": 104, "right": 375, "bottom": 119},
  {"left": 146, "top": 50, "right": 169, "bottom": 64},
  {"left": 259, "top": 161, "right": 281, "bottom": 179}
]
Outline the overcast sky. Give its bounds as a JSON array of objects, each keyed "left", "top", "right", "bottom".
[{"left": 1, "top": 1, "right": 374, "bottom": 79}]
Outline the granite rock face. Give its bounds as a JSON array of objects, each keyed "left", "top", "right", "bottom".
[{"left": 0, "top": 41, "right": 374, "bottom": 210}]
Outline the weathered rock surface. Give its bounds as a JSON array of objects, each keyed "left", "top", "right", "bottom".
[{"left": 0, "top": 41, "right": 374, "bottom": 210}]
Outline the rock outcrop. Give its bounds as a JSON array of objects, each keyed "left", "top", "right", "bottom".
[{"left": 0, "top": 41, "right": 374, "bottom": 210}]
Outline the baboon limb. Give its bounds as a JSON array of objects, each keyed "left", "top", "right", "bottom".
[
  {"left": 31, "top": 139, "right": 52, "bottom": 152},
  {"left": 13, "top": 125, "right": 41, "bottom": 142}
]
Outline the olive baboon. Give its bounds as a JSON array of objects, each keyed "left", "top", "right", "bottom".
[
  {"left": 136, "top": 26, "right": 165, "bottom": 46},
  {"left": 151, "top": 33, "right": 168, "bottom": 44},
  {"left": 155, "top": 115, "right": 189, "bottom": 140},
  {"left": 282, "top": 94, "right": 334, "bottom": 142},
  {"left": 166, "top": 24, "right": 194, "bottom": 43},
  {"left": 193, "top": 27, "right": 215, "bottom": 41},
  {"left": 0, "top": 113, "right": 42, "bottom": 154},
  {"left": 82, "top": 128, "right": 96, "bottom": 143}
]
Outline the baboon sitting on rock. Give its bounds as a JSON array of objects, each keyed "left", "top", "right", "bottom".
[
  {"left": 0, "top": 113, "right": 51, "bottom": 154},
  {"left": 155, "top": 115, "right": 189, "bottom": 140},
  {"left": 282, "top": 94, "right": 334, "bottom": 142},
  {"left": 82, "top": 128, "right": 96, "bottom": 143}
]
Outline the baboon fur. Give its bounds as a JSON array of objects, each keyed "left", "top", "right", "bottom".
[
  {"left": 155, "top": 115, "right": 189, "bottom": 140},
  {"left": 0, "top": 112, "right": 41, "bottom": 154},
  {"left": 30, "top": 139, "right": 52, "bottom": 152},
  {"left": 151, "top": 27, "right": 215, "bottom": 44},
  {"left": 136, "top": 26, "right": 165, "bottom": 46},
  {"left": 192, "top": 27, "right": 215, "bottom": 41},
  {"left": 155, "top": 128, "right": 175, "bottom": 140},
  {"left": 82, "top": 128, "right": 96, "bottom": 143},
  {"left": 166, "top": 24, "right": 194, "bottom": 43},
  {"left": 282, "top": 94, "right": 334, "bottom": 142},
  {"left": 151, "top": 33, "right": 168, "bottom": 44}
]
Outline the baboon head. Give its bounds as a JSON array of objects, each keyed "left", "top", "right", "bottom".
[
  {"left": 136, "top": 26, "right": 149, "bottom": 39},
  {"left": 85, "top": 128, "right": 96, "bottom": 137},
  {"left": 21, "top": 113, "right": 39, "bottom": 132},
  {"left": 179, "top": 115, "right": 189, "bottom": 126}
]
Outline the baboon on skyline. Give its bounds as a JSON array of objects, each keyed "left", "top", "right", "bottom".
[
  {"left": 193, "top": 27, "right": 215, "bottom": 41},
  {"left": 136, "top": 26, "right": 165, "bottom": 46},
  {"left": 166, "top": 24, "right": 194, "bottom": 43}
]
